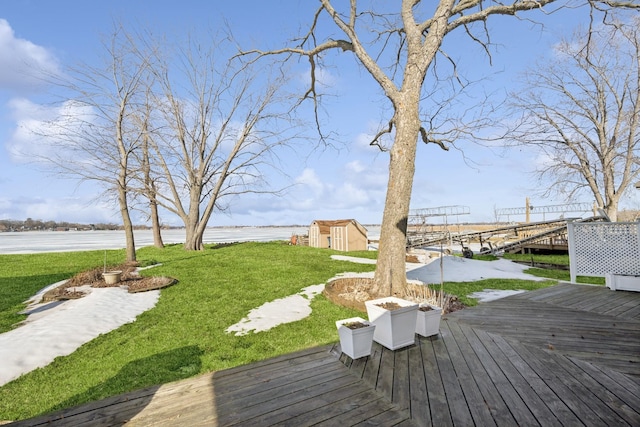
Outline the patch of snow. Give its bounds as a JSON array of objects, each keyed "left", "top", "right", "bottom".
[
  {"left": 0, "top": 287, "right": 159, "bottom": 386},
  {"left": 467, "top": 289, "right": 527, "bottom": 302},
  {"left": 226, "top": 284, "right": 325, "bottom": 336},
  {"left": 406, "top": 256, "right": 545, "bottom": 284}
]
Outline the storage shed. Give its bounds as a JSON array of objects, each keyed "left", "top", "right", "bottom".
[{"left": 308, "top": 219, "right": 368, "bottom": 251}]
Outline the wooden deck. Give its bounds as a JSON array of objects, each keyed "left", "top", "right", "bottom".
[{"left": 8, "top": 283, "right": 640, "bottom": 426}]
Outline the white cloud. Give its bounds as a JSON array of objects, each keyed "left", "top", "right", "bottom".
[
  {"left": 295, "top": 168, "right": 327, "bottom": 195},
  {"left": 345, "top": 160, "right": 366, "bottom": 174},
  {"left": 7, "top": 98, "right": 95, "bottom": 163},
  {"left": 0, "top": 19, "right": 60, "bottom": 92},
  {"left": 298, "top": 66, "right": 338, "bottom": 89},
  {"left": 0, "top": 194, "right": 119, "bottom": 224}
]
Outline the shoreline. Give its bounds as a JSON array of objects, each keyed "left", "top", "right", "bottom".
[{"left": 0, "top": 226, "right": 382, "bottom": 255}]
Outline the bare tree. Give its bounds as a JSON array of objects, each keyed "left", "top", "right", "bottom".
[
  {"left": 505, "top": 16, "right": 640, "bottom": 222},
  {"left": 138, "top": 99, "right": 165, "bottom": 248},
  {"left": 26, "top": 26, "right": 152, "bottom": 262},
  {"left": 142, "top": 36, "right": 301, "bottom": 250},
  {"left": 242, "top": 0, "right": 640, "bottom": 297}
]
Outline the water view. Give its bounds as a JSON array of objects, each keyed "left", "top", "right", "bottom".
[{"left": 0, "top": 226, "right": 381, "bottom": 254}]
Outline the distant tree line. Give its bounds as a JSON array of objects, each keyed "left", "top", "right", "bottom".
[{"left": 0, "top": 218, "right": 166, "bottom": 232}]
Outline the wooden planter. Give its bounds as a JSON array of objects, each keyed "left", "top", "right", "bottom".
[
  {"left": 415, "top": 304, "right": 442, "bottom": 337},
  {"left": 605, "top": 273, "right": 640, "bottom": 292},
  {"left": 336, "top": 317, "right": 376, "bottom": 359},
  {"left": 365, "top": 297, "right": 418, "bottom": 350}
]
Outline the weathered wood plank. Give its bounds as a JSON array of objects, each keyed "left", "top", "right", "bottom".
[
  {"left": 439, "top": 319, "right": 498, "bottom": 427},
  {"left": 602, "top": 295, "right": 640, "bottom": 318},
  {"left": 278, "top": 388, "right": 391, "bottom": 427},
  {"left": 351, "top": 405, "right": 415, "bottom": 427},
  {"left": 558, "top": 357, "right": 640, "bottom": 426},
  {"left": 311, "top": 398, "right": 406, "bottom": 427},
  {"left": 392, "top": 345, "right": 411, "bottom": 412},
  {"left": 233, "top": 381, "right": 380, "bottom": 426},
  {"left": 513, "top": 282, "right": 576, "bottom": 303},
  {"left": 617, "top": 300, "right": 640, "bottom": 319},
  {"left": 360, "top": 342, "right": 382, "bottom": 390},
  {"left": 431, "top": 322, "right": 474, "bottom": 427},
  {"left": 450, "top": 320, "right": 534, "bottom": 426},
  {"left": 580, "top": 288, "right": 633, "bottom": 313},
  {"left": 505, "top": 338, "right": 621, "bottom": 426},
  {"left": 407, "top": 342, "right": 430, "bottom": 427},
  {"left": 375, "top": 343, "right": 396, "bottom": 402},
  {"left": 567, "top": 356, "right": 640, "bottom": 408},
  {"left": 419, "top": 336, "right": 454, "bottom": 427},
  {"left": 215, "top": 371, "right": 361, "bottom": 425},
  {"left": 346, "top": 349, "right": 370, "bottom": 379}
]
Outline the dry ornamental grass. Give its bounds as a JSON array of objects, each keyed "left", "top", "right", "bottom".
[{"left": 323, "top": 276, "right": 465, "bottom": 314}]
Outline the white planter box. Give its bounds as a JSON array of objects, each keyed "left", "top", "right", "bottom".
[
  {"left": 365, "top": 297, "right": 418, "bottom": 350},
  {"left": 336, "top": 317, "right": 376, "bottom": 359},
  {"left": 605, "top": 273, "right": 640, "bottom": 292},
  {"left": 415, "top": 304, "right": 442, "bottom": 337}
]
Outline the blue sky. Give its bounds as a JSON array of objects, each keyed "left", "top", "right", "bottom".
[{"left": 1, "top": 1, "right": 636, "bottom": 227}]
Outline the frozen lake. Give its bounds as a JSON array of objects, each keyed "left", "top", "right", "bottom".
[{"left": 0, "top": 226, "right": 381, "bottom": 254}]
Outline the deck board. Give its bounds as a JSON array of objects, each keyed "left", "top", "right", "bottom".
[
  {"left": 419, "top": 337, "right": 453, "bottom": 427},
  {"left": 6, "top": 283, "right": 639, "bottom": 426},
  {"left": 439, "top": 320, "right": 500, "bottom": 427}
]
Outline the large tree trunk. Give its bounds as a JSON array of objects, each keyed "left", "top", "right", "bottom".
[
  {"left": 116, "top": 128, "right": 136, "bottom": 262},
  {"left": 142, "top": 126, "right": 164, "bottom": 248},
  {"left": 118, "top": 186, "right": 137, "bottom": 262},
  {"left": 184, "top": 224, "right": 203, "bottom": 250},
  {"left": 184, "top": 192, "right": 204, "bottom": 250},
  {"left": 604, "top": 193, "right": 620, "bottom": 222},
  {"left": 150, "top": 197, "right": 164, "bottom": 248},
  {"left": 372, "top": 93, "right": 421, "bottom": 297}
]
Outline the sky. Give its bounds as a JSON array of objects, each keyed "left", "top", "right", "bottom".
[{"left": 1, "top": 1, "right": 638, "bottom": 227}]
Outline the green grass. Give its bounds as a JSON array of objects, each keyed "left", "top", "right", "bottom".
[
  {"left": 522, "top": 267, "right": 605, "bottom": 285},
  {"left": 0, "top": 244, "right": 587, "bottom": 421},
  {"left": 0, "top": 242, "right": 375, "bottom": 421},
  {"left": 502, "top": 252, "right": 570, "bottom": 266},
  {"left": 0, "top": 250, "right": 127, "bottom": 333}
]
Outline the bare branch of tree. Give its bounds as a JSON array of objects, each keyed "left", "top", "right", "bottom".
[{"left": 504, "top": 15, "right": 640, "bottom": 220}]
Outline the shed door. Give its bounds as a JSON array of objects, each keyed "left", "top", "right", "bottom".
[
  {"left": 310, "top": 225, "right": 319, "bottom": 248},
  {"left": 332, "top": 226, "right": 345, "bottom": 251}
]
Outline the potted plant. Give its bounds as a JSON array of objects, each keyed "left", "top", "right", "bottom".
[
  {"left": 102, "top": 270, "right": 123, "bottom": 285},
  {"left": 335, "top": 317, "right": 376, "bottom": 359},
  {"left": 365, "top": 296, "right": 418, "bottom": 350},
  {"left": 415, "top": 303, "right": 442, "bottom": 337},
  {"left": 102, "top": 250, "right": 122, "bottom": 285}
]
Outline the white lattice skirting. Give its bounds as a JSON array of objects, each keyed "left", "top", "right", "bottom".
[{"left": 568, "top": 221, "right": 640, "bottom": 288}]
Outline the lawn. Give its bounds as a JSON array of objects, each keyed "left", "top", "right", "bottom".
[
  {"left": 0, "top": 242, "right": 377, "bottom": 421},
  {"left": 0, "top": 243, "right": 569, "bottom": 421}
]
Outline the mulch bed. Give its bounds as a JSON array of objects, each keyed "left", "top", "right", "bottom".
[
  {"left": 323, "top": 276, "right": 465, "bottom": 314},
  {"left": 41, "top": 263, "right": 177, "bottom": 302}
]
